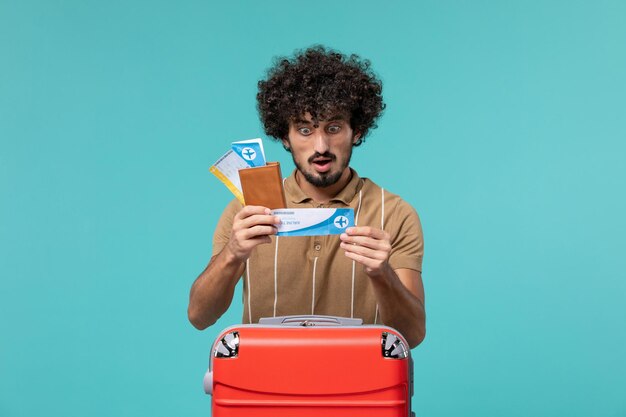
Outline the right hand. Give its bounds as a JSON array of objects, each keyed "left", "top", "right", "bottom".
[{"left": 226, "top": 205, "right": 280, "bottom": 262}]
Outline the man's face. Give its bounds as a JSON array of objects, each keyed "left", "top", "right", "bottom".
[{"left": 283, "top": 113, "right": 360, "bottom": 188}]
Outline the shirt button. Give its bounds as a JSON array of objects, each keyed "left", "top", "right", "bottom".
[{"left": 314, "top": 243, "right": 321, "bottom": 251}]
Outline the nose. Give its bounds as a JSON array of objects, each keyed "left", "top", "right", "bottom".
[{"left": 313, "top": 131, "right": 330, "bottom": 154}]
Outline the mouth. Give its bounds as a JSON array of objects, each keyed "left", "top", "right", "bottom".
[{"left": 311, "top": 157, "right": 334, "bottom": 173}]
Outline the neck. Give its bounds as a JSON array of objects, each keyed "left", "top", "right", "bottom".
[{"left": 296, "top": 168, "right": 352, "bottom": 204}]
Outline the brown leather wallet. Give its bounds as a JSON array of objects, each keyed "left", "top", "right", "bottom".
[{"left": 238, "top": 162, "right": 287, "bottom": 209}]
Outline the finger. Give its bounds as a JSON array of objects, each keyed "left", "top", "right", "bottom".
[
  {"left": 340, "top": 241, "right": 388, "bottom": 260},
  {"left": 237, "top": 205, "right": 271, "bottom": 220},
  {"left": 345, "top": 226, "right": 388, "bottom": 240},
  {"left": 246, "top": 235, "right": 272, "bottom": 245},
  {"left": 343, "top": 250, "right": 383, "bottom": 270},
  {"left": 340, "top": 234, "right": 391, "bottom": 251},
  {"left": 241, "top": 224, "right": 278, "bottom": 239},
  {"left": 238, "top": 214, "right": 281, "bottom": 230},
  {"left": 233, "top": 235, "right": 272, "bottom": 255}
]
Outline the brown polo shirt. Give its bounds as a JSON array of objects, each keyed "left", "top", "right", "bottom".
[{"left": 212, "top": 169, "right": 424, "bottom": 324}]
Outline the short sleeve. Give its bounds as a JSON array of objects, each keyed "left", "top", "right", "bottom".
[
  {"left": 387, "top": 199, "right": 424, "bottom": 273},
  {"left": 211, "top": 199, "right": 243, "bottom": 257}
]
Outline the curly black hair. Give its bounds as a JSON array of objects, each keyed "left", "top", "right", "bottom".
[{"left": 257, "top": 45, "right": 385, "bottom": 146}]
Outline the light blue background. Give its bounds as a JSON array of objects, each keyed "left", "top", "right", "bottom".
[{"left": 2, "top": 1, "right": 625, "bottom": 416}]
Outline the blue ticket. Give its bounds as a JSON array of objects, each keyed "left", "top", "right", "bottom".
[
  {"left": 272, "top": 208, "right": 354, "bottom": 237},
  {"left": 231, "top": 138, "right": 266, "bottom": 167}
]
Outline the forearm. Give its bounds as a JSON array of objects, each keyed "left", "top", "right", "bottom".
[
  {"left": 188, "top": 248, "right": 244, "bottom": 329},
  {"left": 369, "top": 266, "right": 426, "bottom": 349}
]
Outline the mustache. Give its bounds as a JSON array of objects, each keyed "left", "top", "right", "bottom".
[{"left": 308, "top": 152, "right": 337, "bottom": 164}]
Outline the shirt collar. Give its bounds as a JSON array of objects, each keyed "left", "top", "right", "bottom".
[{"left": 284, "top": 168, "right": 363, "bottom": 205}]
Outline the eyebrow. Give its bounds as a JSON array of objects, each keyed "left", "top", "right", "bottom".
[{"left": 292, "top": 115, "right": 347, "bottom": 124}]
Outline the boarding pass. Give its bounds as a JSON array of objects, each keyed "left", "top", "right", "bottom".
[{"left": 272, "top": 208, "right": 354, "bottom": 237}]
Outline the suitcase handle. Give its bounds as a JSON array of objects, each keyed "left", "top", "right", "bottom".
[{"left": 258, "top": 315, "right": 363, "bottom": 326}]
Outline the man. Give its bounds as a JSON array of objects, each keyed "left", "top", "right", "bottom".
[{"left": 188, "top": 46, "right": 426, "bottom": 348}]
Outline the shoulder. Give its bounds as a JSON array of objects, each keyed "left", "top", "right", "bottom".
[
  {"left": 212, "top": 198, "right": 243, "bottom": 255},
  {"left": 360, "top": 177, "right": 422, "bottom": 232},
  {"left": 360, "top": 177, "right": 417, "bottom": 212},
  {"left": 223, "top": 198, "right": 244, "bottom": 215},
  {"left": 216, "top": 198, "right": 243, "bottom": 227}
]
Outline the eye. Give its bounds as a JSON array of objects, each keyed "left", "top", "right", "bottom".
[
  {"left": 327, "top": 124, "right": 342, "bottom": 134},
  {"left": 298, "top": 127, "right": 312, "bottom": 136}
]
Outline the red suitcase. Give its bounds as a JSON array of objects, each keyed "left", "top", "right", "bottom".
[{"left": 203, "top": 315, "right": 414, "bottom": 417}]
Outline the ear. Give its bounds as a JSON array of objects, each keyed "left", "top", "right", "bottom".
[
  {"left": 352, "top": 132, "right": 362, "bottom": 144},
  {"left": 281, "top": 137, "right": 291, "bottom": 152}
]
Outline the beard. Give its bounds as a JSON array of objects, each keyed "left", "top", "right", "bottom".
[{"left": 292, "top": 147, "right": 353, "bottom": 188}]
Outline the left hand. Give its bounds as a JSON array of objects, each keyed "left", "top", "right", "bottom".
[{"left": 340, "top": 226, "right": 392, "bottom": 277}]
